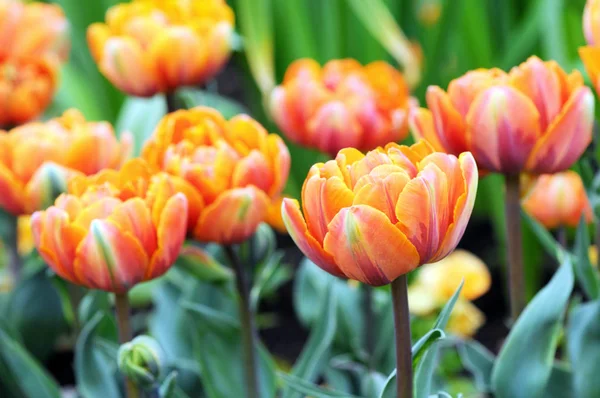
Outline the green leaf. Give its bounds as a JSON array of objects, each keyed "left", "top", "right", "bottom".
[
  {"left": 567, "top": 300, "right": 600, "bottom": 398},
  {"left": 183, "top": 302, "right": 277, "bottom": 398},
  {"left": 491, "top": 259, "right": 574, "bottom": 398},
  {"left": 250, "top": 251, "right": 287, "bottom": 311},
  {"left": 283, "top": 283, "right": 337, "bottom": 398},
  {"left": 457, "top": 340, "right": 495, "bottom": 392},
  {"left": 75, "top": 312, "right": 121, "bottom": 398},
  {"left": 78, "top": 290, "right": 111, "bottom": 326},
  {"left": 115, "top": 95, "right": 166, "bottom": 155},
  {"left": 522, "top": 210, "right": 566, "bottom": 263},
  {"left": 277, "top": 372, "right": 362, "bottom": 398},
  {"left": 414, "top": 281, "right": 464, "bottom": 398},
  {"left": 8, "top": 269, "right": 68, "bottom": 361},
  {"left": 176, "top": 245, "right": 233, "bottom": 283},
  {"left": 176, "top": 88, "right": 248, "bottom": 118},
  {"left": 379, "top": 328, "right": 446, "bottom": 398},
  {"left": 0, "top": 326, "right": 60, "bottom": 398},
  {"left": 543, "top": 362, "right": 574, "bottom": 398},
  {"left": 573, "top": 217, "right": 600, "bottom": 300}
]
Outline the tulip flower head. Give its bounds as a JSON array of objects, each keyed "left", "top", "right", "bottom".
[
  {"left": 0, "top": 0, "right": 69, "bottom": 127},
  {"left": 87, "top": 0, "right": 234, "bottom": 97},
  {"left": 270, "top": 59, "right": 412, "bottom": 157},
  {"left": 281, "top": 140, "right": 478, "bottom": 286},
  {"left": 522, "top": 171, "right": 593, "bottom": 229},
  {"left": 31, "top": 159, "right": 189, "bottom": 293},
  {"left": 581, "top": 0, "right": 600, "bottom": 95},
  {"left": 410, "top": 56, "right": 594, "bottom": 175},
  {"left": 142, "top": 107, "right": 290, "bottom": 244},
  {"left": 0, "top": 109, "right": 132, "bottom": 215},
  {"left": 408, "top": 249, "right": 490, "bottom": 337}
]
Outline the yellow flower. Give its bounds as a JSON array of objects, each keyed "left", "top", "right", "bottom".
[{"left": 446, "top": 300, "right": 485, "bottom": 338}]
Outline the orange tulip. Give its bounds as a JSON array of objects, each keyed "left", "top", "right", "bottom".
[
  {"left": 270, "top": 59, "right": 412, "bottom": 157},
  {"left": 87, "top": 0, "right": 234, "bottom": 97},
  {"left": 522, "top": 171, "right": 593, "bottom": 229},
  {"left": 0, "top": 0, "right": 69, "bottom": 61},
  {"left": 0, "top": 57, "right": 58, "bottom": 127},
  {"left": 0, "top": 109, "right": 132, "bottom": 215},
  {"left": 142, "top": 107, "right": 290, "bottom": 244},
  {"left": 410, "top": 56, "right": 594, "bottom": 175},
  {"left": 581, "top": 0, "right": 600, "bottom": 96},
  {"left": 31, "top": 159, "right": 188, "bottom": 293},
  {"left": 281, "top": 140, "right": 478, "bottom": 286}
]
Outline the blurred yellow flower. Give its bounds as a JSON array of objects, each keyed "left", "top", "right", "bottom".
[
  {"left": 17, "top": 215, "right": 34, "bottom": 256},
  {"left": 446, "top": 300, "right": 485, "bottom": 338}
]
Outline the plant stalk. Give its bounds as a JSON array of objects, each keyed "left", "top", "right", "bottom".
[
  {"left": 362, "top": 284, "right": 375, "bottom": 369},
  {"left": 5, "top": 215, "right": 21, "bottom": 283},
  {"left": 115, "top": 293, "right": 138, "bottom": 398},
  {"left": 505, "top": 174, "right": 525, "bottom": 321},
  {"left": 557, "top": 225, "right": 567, "bottom": 248},
  {"left": 391, "top": 274, "right": 412, "bottom": 398},
  {"left": 165, "top": 92, "right": 178, "bottom": 113},
  {"left": 225, "top": 246, "right": 260, "bottom": 398}
]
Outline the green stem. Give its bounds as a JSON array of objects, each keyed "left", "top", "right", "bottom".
[
  {"left": 362, "top": 284, "right": 375, "bottom": 369},
  {"left": 391, "top": 274, "right": 412, "bottom": 398},
  {"left": 115, "top": 293, "right": 139, "bottom": 398},
  {"left": 557, "top": 225, "right": 567, "bottom": 249},
  {"left": 5, "top": 215, "right": 21, "bottom": 283},
  {"left": 505, "top": 174, "right": 525, "bottom": 321},
  {"left": 225, "top": 246, "right": 260, "bottom": 398},
  {"left": 164, "top": 92, "right": 179, "bottom": 113}
]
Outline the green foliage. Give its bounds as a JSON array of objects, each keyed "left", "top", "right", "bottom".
[{"left": 567, "top": 300, "right": 600, "bottom": 398}]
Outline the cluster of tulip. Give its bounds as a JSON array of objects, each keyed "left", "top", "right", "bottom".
[{"left": 2, "top": 0, "right": 600, "bottom": 397}]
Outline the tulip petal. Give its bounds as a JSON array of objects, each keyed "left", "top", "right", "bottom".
[
  {"left": 409, "top": 107, "right": 447, "bottom": 153},
  {"left": 426, "top": 86, "right": 468, "bottom": 154},
  {"left": 147, "top": 193, "right": 188, "bottom": 279},
  {"left": 74, "top": 219, "right": 149, "bottom": 292},
  {"left": 307, "top": 101, "right": 362, "bottom": 156},
  {"left": 432, "top": 152, "right": 478, "bottom": 261},
  {"left": 353, "top": 167, "right": 411, "bottom": 223},
  {"left": 231, "top": 150, "right": 273, "bottom": 193},
  {"left": 265, "top": 134, "right": 291, "bottom": 198},
  {"left": 323, "top": 205, "right": 419, "bottom": 286},
  {"left": 193, "top": 187, "right": 270, "bottom": 244},
  {"left": 466, "top": 86, "right": 541, "bottom": 173},
  {"left": 31, "top": 207, "right": 86, "bottom": 285},
  {"left": 579, "top": 46, "right": 600, "bottom": 94},
  {"left": 0, "top": 163, "right": 24, "bottom": 215},
  {"left": 108, "top": 198, "right": 157, "bottom": 257},
  {"left": 281, "top": 198, "right": 343, "bottom": 277},
  {"left": 525, "top": 87, "right": 594, "bottom": 173}
]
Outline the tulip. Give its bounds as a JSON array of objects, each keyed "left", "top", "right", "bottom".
[
  {"left": 0, "top": 57, "right": 58, "bottom": 127},
  {"left": 31, "top": 159, "right": 188, "bottom": 293},
  {"left": 282, "top": 140, "right": 477, "bottom": 285},
  {"left": 0, "top": 0, "right": 69, "bottom": 61},
  {"left": 410, "top": 56, "right": 594, "bottom": 175},
  {"left": 118, "top": 335, "right": 164, "bottom": 389},
  {"left": 0, "top": 109, "right": 132, "bottom": 215},
  {"left": 270, "top": 59, "right": 412, "bottom": 156},
  {"left": 87, "top": 0, "right": 234, "bottom": 97},
  {"left": 522, "top": 171, "right": 593, "bottom": 229},
  {"left": 446, "top": 300, "right": 485, "bottom": 338},
  {"left": 142, "top": 106, "right": 290, "bottom": 244}
]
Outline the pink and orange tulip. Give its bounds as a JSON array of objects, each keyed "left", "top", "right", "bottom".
[
  {"left": 581, "top": 0, "right": 600, "bottom": 95},
  {"left": 410, "top": 56, "right": 594, "bottom": 174},
  {"left": 270, "top": 59, "right": 412, "bottom": 157},
  {"left": 522, "top": 171, "right": 593, "bottom": 229},
  {"left": 87, "top": 0, "right": 234, "bottom": 97},
  {"left": 142, "top": 107, "right": 290, "bottom": 244},
  {"left": 281, "top": 140, "right": 478, "bottom": 286},
  {"left": 0, "top": 109, "right": 131, "bottom": 215},
  {"left": 31, "top": 159, "right": 188, "bottom": 293}
]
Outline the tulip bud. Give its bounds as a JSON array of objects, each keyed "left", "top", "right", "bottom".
[{"left": 118, "top": 335, "right": 164, "bottom": 388}]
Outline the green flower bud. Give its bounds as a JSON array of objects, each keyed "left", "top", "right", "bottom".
[{"left": 118, "top": 335, "right": 164, "bottom": 388}]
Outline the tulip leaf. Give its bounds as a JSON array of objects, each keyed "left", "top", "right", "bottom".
[
  {"left": 573, "top": 217, "right": 600, "bottom": 300},
  {"left": 282, "top": 282, "right": 337, "bottom": 398},
  {"left": 521, "top": 210, "right": 566, "bottom": 263},
  {"left": 176, "top": 88, "right": 248, "bottom": 119},
  {"left": 183, "top": 301, "right": 277, "bottom": 398},
  {"left": 379, "top": 328, "right": 446, "bottom": 398},
  {"left": 75, "top": 311, "right": 121, "bottom": 398},
  {"left": 567, "top": 300, "right": 600, "bottom": 398},
  {"left": 491, "top": 259, "right": 574, "bottom": 398},
  {"left": 0, "top": 324, "right": 60, "bottom": 398},
  {"left": 115, "top": 95, "right": 166, "bottom": 155},
  {"left": 78, "top": 290, "right": 111, "bottom": 326},
  {"left": 176, "top": 245, "right": 234, "bottom": 283},
  {"left": 8, "top": 268, "right": 69, "bottom": 361},
  {"left": 543, "top": 362, "right": 574, "bottom": 398},
  {"left": 277, "top": 372, "right": 362, "bottom": 398},
  {"left": 457, "top": 339, "right": 495, "bottom": 392},
  {"left": 250, "top": 251, "right": 287, "bottom": 311}
]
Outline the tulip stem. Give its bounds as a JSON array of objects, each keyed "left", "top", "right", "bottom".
[
  {"left": 391, "top": 274, "right": 412, "bottom": 398},
  {"left": 225, "top": 245, "right": 260, "bottom": 398},
  {"left": 362, "top": 284, "right": 376, "bottom": 369},
  {"left": 557, "top": 225, "right": 567, "bottom": 248},
  {"left": 115, "top": 293, "right": 139, "bottom": 398},
  {"left": 165, "top": 92, "right": 179, "bottom": 113},
  {"left": 505, "top": 174, "right": 525, "bottom": 322},
  {"left": 4, "top": 215, "right": 21, "bottom": 283}
]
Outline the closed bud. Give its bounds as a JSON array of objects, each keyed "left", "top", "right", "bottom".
[{"left": 118, "top": 335, "right": 164, "bottom": 388}]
